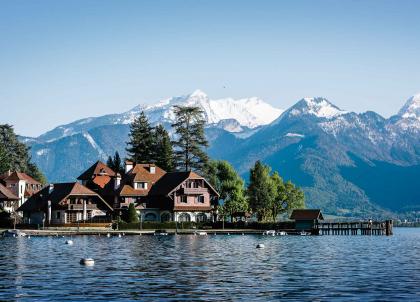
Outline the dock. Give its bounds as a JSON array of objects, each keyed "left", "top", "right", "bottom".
[{"left": 315, "top": 220, "right": 393, "bottom": 236}]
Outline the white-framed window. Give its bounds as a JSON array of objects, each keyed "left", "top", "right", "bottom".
[
  {"left": 134, "top": 182, "right": 148, "bottom": 189},
  {"left": 196, "top": 195, "right": 205, "bottom": 203},
  {"left": 180, "top": 195, "right": 187, "bottom": 203}
]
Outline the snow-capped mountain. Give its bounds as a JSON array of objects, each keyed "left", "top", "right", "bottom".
[
  {"left": 23, "top": 92, "right": 420, "bottom": 217},
  {"left": 398, "top": 93, "right": 420, "bottom": 120},
  {"left": 36, "top": 90, "right": 283, "bottom": 143}
]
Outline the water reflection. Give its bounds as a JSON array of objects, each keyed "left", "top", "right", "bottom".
[{"left": 0, "top": 229, "right": 419, "bottom": 301}]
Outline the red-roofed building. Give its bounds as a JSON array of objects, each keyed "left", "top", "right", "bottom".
[
  {"left": 0, "top": 183, "right": 19, "bottom": 213},
  {"left": 75, "top": 160, "right": 220, "bottom": 223},
  {"left": 18, "top": 182, "right": 113, "bottom": 225},
  {"left": 0, "top": 171, "right": 42, "bottom": 209}
]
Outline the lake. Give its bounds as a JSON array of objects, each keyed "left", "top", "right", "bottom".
[{"left": 0, "top": 228, "right": 419, "bottom": 301}]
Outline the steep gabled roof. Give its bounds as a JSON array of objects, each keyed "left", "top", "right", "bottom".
[
  {"left": 77, "top": 161, "right": 115, "bottom": 180},
  {"left": 4, "top": 172, "right": 41, "bottom": 185},
  {"left": 18, "top": 182, "right": 113, "bottom": 212},
  {"left": 290, "top": 209, "right": 324, "bottom": 220},
  {"left": 118, "top": 163, "right": 166, "bottom": 197},
  {"left": 0, "top": 183, "right": 18, "bottom": 200},
  {"left": 148, "top": 171, "right": 219, "bottom": 197}
]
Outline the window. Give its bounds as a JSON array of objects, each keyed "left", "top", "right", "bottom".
[
  {"left": 196, "top": 213, "right": 207, "bottom": 222},
  {"left": 144, "top": 213, "right": 157, "bottom": 221},
  {"left": 56, "top": 212, "right": 61, "bottom": 219},
  {"left": 180, "top": 195, "right": 187, "bottom": 203},
  {"left": 196, "top": 195, "right": 205, "bottom": 203},
  {"left": 134, "top": 182, "right": 148, "bottom": 190},
  {"left": 178, "top": 213, "right": 191, "bottom": 222},
  {"left": 150, "top": 166, "right": 156, "bottom": 174}
]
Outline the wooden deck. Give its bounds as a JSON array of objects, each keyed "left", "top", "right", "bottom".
[{"left": 315, "top": 220, "right": 393, "bottom": 236}]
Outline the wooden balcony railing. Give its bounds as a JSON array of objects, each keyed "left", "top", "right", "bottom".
[{"left": 181, "top": 187, "right": 208, "bottom": 195}]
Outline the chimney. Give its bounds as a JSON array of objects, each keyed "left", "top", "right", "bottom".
[
  {"left": 48, "top": 184, "right": 54, "bottom": 194},
  {"left": 114, "top": 173, "right": 121, "bottom": 190},
  {"left": 150, "top": 166, "right": 156, "bottom": 174},
  {"left": 125, "top": 161, "right": 133, "bottom": 173}
]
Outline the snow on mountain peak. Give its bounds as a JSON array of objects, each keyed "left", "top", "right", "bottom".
[
  {"left": 125, "top": 90, "right": 283, "bottom": 129},
  {"left": 290, "top": 97, "right": 348, "bottom": 118},
  {"left": 398, "top": 93, "right": 420, "bottom": 120}
]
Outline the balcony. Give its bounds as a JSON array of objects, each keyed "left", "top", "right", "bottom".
[
  {"left": 68, "top": 204, "right": 98, "bottom": 210},
  {"left": 181, "top": 187, "right": 208, "bottom": 195}
]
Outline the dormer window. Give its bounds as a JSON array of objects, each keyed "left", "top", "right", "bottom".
[
  {"left": 149, "top": 166, "right": 156, "bottom": 174},
  {"left": 134, "top": 182, "right": 148, "bottom": 190}
]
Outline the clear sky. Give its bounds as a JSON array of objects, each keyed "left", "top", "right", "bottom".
[{"left": 1, "top": 0, "right": 420, "bottom": 137}]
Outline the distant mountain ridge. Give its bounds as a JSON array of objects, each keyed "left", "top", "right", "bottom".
[
  {"left": 22, "top": 91, "right": 420, "bottom": 217},
  {"left": 34, "top": 90, "right": 283, "bottom": 143}
]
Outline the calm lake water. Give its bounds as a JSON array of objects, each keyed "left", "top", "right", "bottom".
[{"left": 0, "top": 228, "right": 419, "bottom": 301}]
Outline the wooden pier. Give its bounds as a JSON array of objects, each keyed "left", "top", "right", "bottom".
[{"left": 315, "top": 220, "right": 393, "bottom": 236}]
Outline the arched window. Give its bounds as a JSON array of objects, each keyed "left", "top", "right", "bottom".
[
  {"left": 161, "top": 212, "right": 171, "bottom": 222},
  {"left": 144, "top": 212, "right": 157, "bottom": 221},
  {"left": 178, "top": 213, "right": 191, "bottom": 222},
  {"left": 196, "top": 213, "right": 207, "bottom": 222}
]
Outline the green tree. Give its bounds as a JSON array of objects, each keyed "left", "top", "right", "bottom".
[
  {"left": 283, "top": 180, "right": 305, "bottom": 214},
  {"left": 210, "top": 160, "right": 248, "bottom": 222},
  {"left": 0, "top": 124, "right": 46, "bottom": 183},
  {"left": 126, "top": 111, "right": 155, "bottom": 163},
  {"left": 0, "top": 143, "right": 8, "bottom": 174},
  {"left": 153, "top": 125, "right": 175, "bottom": 171},
  {"left": 271, "top": 172, "right": 287, "bottom": 221},
  {"left": 172, "top": 106, "right": 208, "bottom": 172},
  {"left": 247, "top": 160, "right": 275, "bottom": 221},
  {"left": 127, "top": 203, "right": 139, "bottom": 223},
  {"left": 107, "top": 151, "right": 124, "bottom": 175}
]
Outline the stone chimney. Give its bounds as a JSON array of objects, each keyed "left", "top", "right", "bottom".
[{"left": 125, "top": 161, "right": 133, "bottom": 173}]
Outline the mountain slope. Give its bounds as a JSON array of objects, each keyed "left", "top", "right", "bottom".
[{"left": 25, "top": 92, "right": 420, "bottom": 217}]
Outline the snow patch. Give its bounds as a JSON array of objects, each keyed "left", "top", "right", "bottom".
[
  {"left": 398, "top": 93, "right": 420, "bottom": 121},
  {"left": 82, "top": 132, "right": 106, "bottom": 158},
  {"left": 36, "top": 149, "right": 49, "bottom": 156},
  {"left": 285, "top": 133, "right": 305, "bottom": 138}
]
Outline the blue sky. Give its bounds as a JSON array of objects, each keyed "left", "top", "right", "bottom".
[{"left": 1, "top": 0, "right": 420, "bottom": 136}]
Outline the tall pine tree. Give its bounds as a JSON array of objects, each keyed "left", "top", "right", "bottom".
[
  {"left": 107, "top": 151, "right": 124, "bottom": 175},
  {"left": 172, "top": 106, "right": 208, "bottom": 172},
  {"left": 153, "top": 125, "right": 174, "bottom": 171},
  {"left": 126, "top": 111, "right": 155, "bottom": 163},
  {"left": 0, "top": 124, "right": 46, "bottom": 183}
]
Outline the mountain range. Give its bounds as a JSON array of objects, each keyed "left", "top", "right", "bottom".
[{"left": 21, "top": 91, "right": 420, "bottom": 218}]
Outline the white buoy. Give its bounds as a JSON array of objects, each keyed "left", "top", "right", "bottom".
[
  {"left": 80, "top": 258, "right": 94, "bottom": 266},
  {"left": 28, "top": 235, "right": 31, "bottom": 239},
  {"left": 227, "top": 233, "right": 230, "bottom": 236},
  {"left": 242, "top": 233, "right": 244, "bottom": 236},
  {"left": 107, "top": 233, "right": 111, "bottom": 238},
  {"left": 118, "top": 234, "right": 122, "bottom": 238},
  {"left": 122, "top": 233, "right": 125, "bottom": 236},
  {"left": 256, "top": 244, "right": 265, "bottom": 249},
  {"left": 65, "top": 240, "right": 73, "bottom": 245}
]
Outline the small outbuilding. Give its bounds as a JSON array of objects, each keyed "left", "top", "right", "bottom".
[{"left": 290, "top": 209, "right": 324, "bottom": 231}]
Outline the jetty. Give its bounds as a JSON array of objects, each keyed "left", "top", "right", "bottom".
[{"left": 315, "top": 220, "right": 393, "bottom": 236}]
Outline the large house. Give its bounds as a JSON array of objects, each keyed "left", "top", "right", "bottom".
[
  {"left": 17, "top": 160, "right": 219, "bottom": 225},
  {"left": 0, "top": 183, "right": 19, "bottom": 213},
  {"left": 18, "top": 182, "right": 113, "bottom": 225},
  {"left": 0, "top": 171, "right": 42, "bottom": 208},
  {"left": 79, "top": 160, "right": 219, "bottom": 223}
]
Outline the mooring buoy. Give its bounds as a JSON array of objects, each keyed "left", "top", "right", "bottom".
[
  {"left": 256, "top": 244, "right": 265, "bottom": 249},
  {"left": 65, "top": 240, "right": 73, "bottom": 245},
  {"left": 80, "top": 258, "right": 94, "bottom": 266},
  {"left": 107, "top": 233, "right": 111, "bottom": 238}
]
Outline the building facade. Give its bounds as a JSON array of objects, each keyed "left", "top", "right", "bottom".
[{"left": 18, "top": 182, "right": 113, "bottom": 225}]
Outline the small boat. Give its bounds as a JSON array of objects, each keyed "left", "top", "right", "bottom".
[
  {"left": 195, "top": 231, "right": 207, "bottom": 236},
  {"left": 277, "top": 231, "right": 287, "bottom": 236},
  {"left": 154, "top": 229, "right": 168, "bottom": 236},
  {"left": 263, "top": 230, "right": 276, "bottom": 236},
  {"left": 300, "top": 231, "right": 310, "bottom": 236},
  {"left": 3, "top": 229, "right": 27, "bottom": 237}
]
